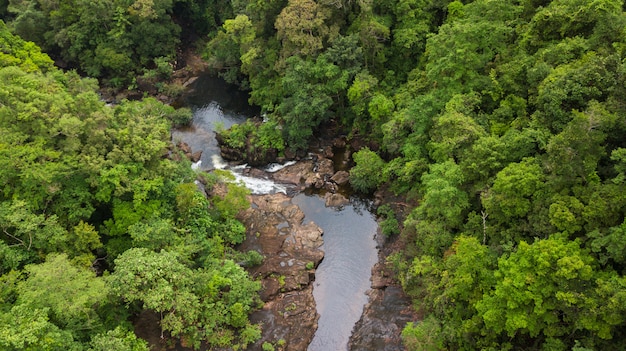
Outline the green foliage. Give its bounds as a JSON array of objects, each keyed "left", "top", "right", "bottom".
[
  {"left": 89, "top": 326, "right": 149, "bottom": 351},
  {"left": 111, "top": 249, "right": 261, "bottom": 349},
  {"left": 0, "top": 28, "right": 262, "bottom": 350},
  {"left": 0, "top": 20, "right": 53, "bottom": 72},
  {"left": 16, "top": 254, "right": 110, "bottom": 341},
  {"left": 277, "top": 54, "right": 349, "bottom": 149},
  {"left": 401, "top": 316, "right": 443, "bottom": 351},
  {"left": 6, "top": 0, "right": 182, "bottom": 86},
  {"left": 350, "top": 147, "right": 387, "bottom": 193},
  {"left": 3, "top": 0, "right": 626, "bottom": 349},
  {"left": 477, "top": 236, "right": 624, "bottom": 346},
  {"left": 377, "top": 204, "right": 399, "bottom": 237},
  {"left": 416, "top": 160, "right": 469, "bottom": 229},
  {"left": 0, "top": 305, "right": 82, "bottom": 350},
  {"left": 219, "top": 119, "right": 285, "bottom": 156}
]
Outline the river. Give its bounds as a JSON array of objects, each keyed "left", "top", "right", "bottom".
[
  {"left": 174, "top": 75, "right": 380, "bottom": 350},
  {"left": 293, "top": 194, "right": 378, "bottom": 351}
]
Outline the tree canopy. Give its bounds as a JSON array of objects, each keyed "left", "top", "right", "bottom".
[
  {"left": 0, "top": 21, "right": 261, "bottom": 350},
  {"left": 3, "top": 0, "right": 626, "bottom": 348}
]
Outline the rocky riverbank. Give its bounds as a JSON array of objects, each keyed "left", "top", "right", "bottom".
[
  {"left": 233, "top": 144, "right": 416, "bottom": 351},
  {"left": 236, "top": 192, "right": 323, "bottom": 350}
]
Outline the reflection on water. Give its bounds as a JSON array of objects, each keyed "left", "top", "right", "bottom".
[
  {"left": 293, "top": 194, "right": 378, "bottom": 351},
  {"left": 171, "top": 75, "right": 258, "bottom": 170},
  {"left": 174, "top": 75, "right": 380, "bottom": 350}
]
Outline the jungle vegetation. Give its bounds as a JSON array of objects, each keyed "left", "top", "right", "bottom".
[{"left": 3, "top": 0, "right": 626, "bottom": 349}]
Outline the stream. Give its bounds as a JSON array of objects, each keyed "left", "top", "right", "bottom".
[
  {"left": 294, "top": 194, "right": 378, "bottom": 351},
  {"left": 174, "top": 75, "right": 380, "bottom": 350}
]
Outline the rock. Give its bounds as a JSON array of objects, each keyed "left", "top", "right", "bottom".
[
  {"left": 190, "top": 150, "right": 202, "bottom": 162},
  {"left": 333, "top": 137, "right": 347, "bottom": 148},
  {"left": 246, "top": 167, "right": 268, "bottom": 179},
  {"left": 323, "top": 182, "right": 338, "bottom": 193},
  {"left": 182, "top": 76, "right": 198, "bottom": 87},
  {"left": 316, "top": 157, "right": 334, "bottom": 176},
  {"left": 294, "top": 222, "right": 324, "bottom": 249},
  {"left": 236, "top": 193, "right": 325, "bottom": 351},
  {"left": 348, "top": 287, "right": 416, "bottom": 351},
  {"left": 272, "top": 160, "right": 314, "bottom": 185},
  {"left": 313, "top": 178, "right": 325, "bottom": 189},
  {"left": 177, "top": 141, "right": 192, "bottom": 155},
  {"left": 304, "top": 174, "right": 319, "bottom": 188},
  {"left": 284, "top": 148, "right": 297, "bottom": 159},
  {"left": 323, "top": 145, "right": 334, "bottom": 158},
  {"left": 136, "top": 75, "right": 158, "bottom": 94},
  {"left": 324, "top": 193, "right": 349, "bottom": 208},
  {"left": 330, "top": 170, "right": 350, "bottom": 185}
]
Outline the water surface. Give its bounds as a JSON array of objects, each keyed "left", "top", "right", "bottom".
[
  {"left": 293, "top": 194, "right": 378, "bottom": 351},
  {"left": 174, "top": 76, "right": 380, "bottom": 350},
  {"left": 171, "top": 75, "right": 257, "bottom": 170}
]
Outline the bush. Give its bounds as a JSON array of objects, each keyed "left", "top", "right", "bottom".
[
  {"left": 221, "top": 120, "right": 285, "bottom": 152},
  {"left": 377, "top": 204, "right": 400, "bottom": 237},
  {"left": 167, "top": 107, "right": 193, "bottom": 127}
]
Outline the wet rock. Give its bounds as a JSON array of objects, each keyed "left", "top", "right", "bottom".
[
  {"left": 316, "top": 157, "right": 334, "bottom": 176},
  {"left": 272, "top": 158, "right": 336, "bottom": 191},
  {"left": 323, "top": 182, "right": 338, "bottom": 193},
  {"left": 174, "top": 141, "right": 203, "bottom": 163},
  {"left": 272, "top": 160, "right": 315, "bottom": 185},
  {"left": 370, "top": 262, "right": 394, "bottom": 289},
  {"left": 349, "top": 226, "right": 417, "bottom": 351},
  {"left": 348, "top": 287, "right": 416, "bottom": 351},
  {"left": 324, "top": 193, "right": 349, "bottom": 208},
  {"left": 177, "top": 141, "right": 192, "bottom": 155},
  {"left": 333, "top": 137, "right": 347, "bottom": 148},
  {"left": 182, "top": 76, "right": 198, "bottom": 87},
  {"left": 330, "top": 170, "right": 350, "bottom": 185},
  {"left": 246, "top": 167, "right": 268, "bottom": 179},
  {"left": 313, "top": 178, "right": 325, "bottom": 189},
  {"left": 237, "top": 193, "right": 324, "bottom": 350},
  {"left": 323, "top": 145, "right": 334, "bottom": 158},
  {"left": 190, "top": 150, "right": 202, "bottom": 162}
]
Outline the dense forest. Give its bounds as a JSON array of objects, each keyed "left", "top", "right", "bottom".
[
  {"left": 2, "top": 0, "right": 626, "bottom": 350},
  {"left": 0, "top": 15, "right": 263, "bottom": 351}
]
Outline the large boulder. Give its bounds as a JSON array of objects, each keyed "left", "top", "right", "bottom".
[
  {"left": 330, "top": 170, "right": 350, "bottom": 185},
  {"left": 272, "top": 160, "right": 314, "bottom": 186},
  {"left": 324, "top": 193, "right": 349, "bottom": 208}
]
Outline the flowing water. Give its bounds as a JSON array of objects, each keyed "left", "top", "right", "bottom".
[{"left": 175, "top": 75, "right": 379, "bottom": 350}]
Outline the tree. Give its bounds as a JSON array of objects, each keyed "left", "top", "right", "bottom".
[
  {"left": 424, "top": 0, "right": 519, "bottom": 95},
  {"left": 16, "top": 254, "right": 109, "bottom": 337},
  {"left": 0, "top": 305, "right": 82, "bottom": 351},
  {"left": 427, "top": 94, "right": 486, "bottom": 163},
  {"left": 416, "top": 160, "right": 469, "bottom": 229},
  {"left": 349, "top": 147, "right": 387, "bottom": 193},
  {"left": 532, "top": 53, "right": 618, "bottom": 133},
  {"left": 276, "top": 54, "right": 348, "bottom": 149},
  {"left": 0, "top": 20, "right": 53, "bottom": 72},
  {"left": 110, "top": 248, "right": 261, "bottom": 349},
  {"left": 477, "top": 236, "right": 625, "bottom": 349},
  {"left": 275, "top": 0, "right": 332, "bottom": 58},
  {"left": 482, "top": 157, "right": 546, "bottom": 243},
  {"left": 402, "top": 236, "right": 497, "bottom": 349},
  {"left": 89, "top": 326, "right": 149, "bottom": 351}
]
